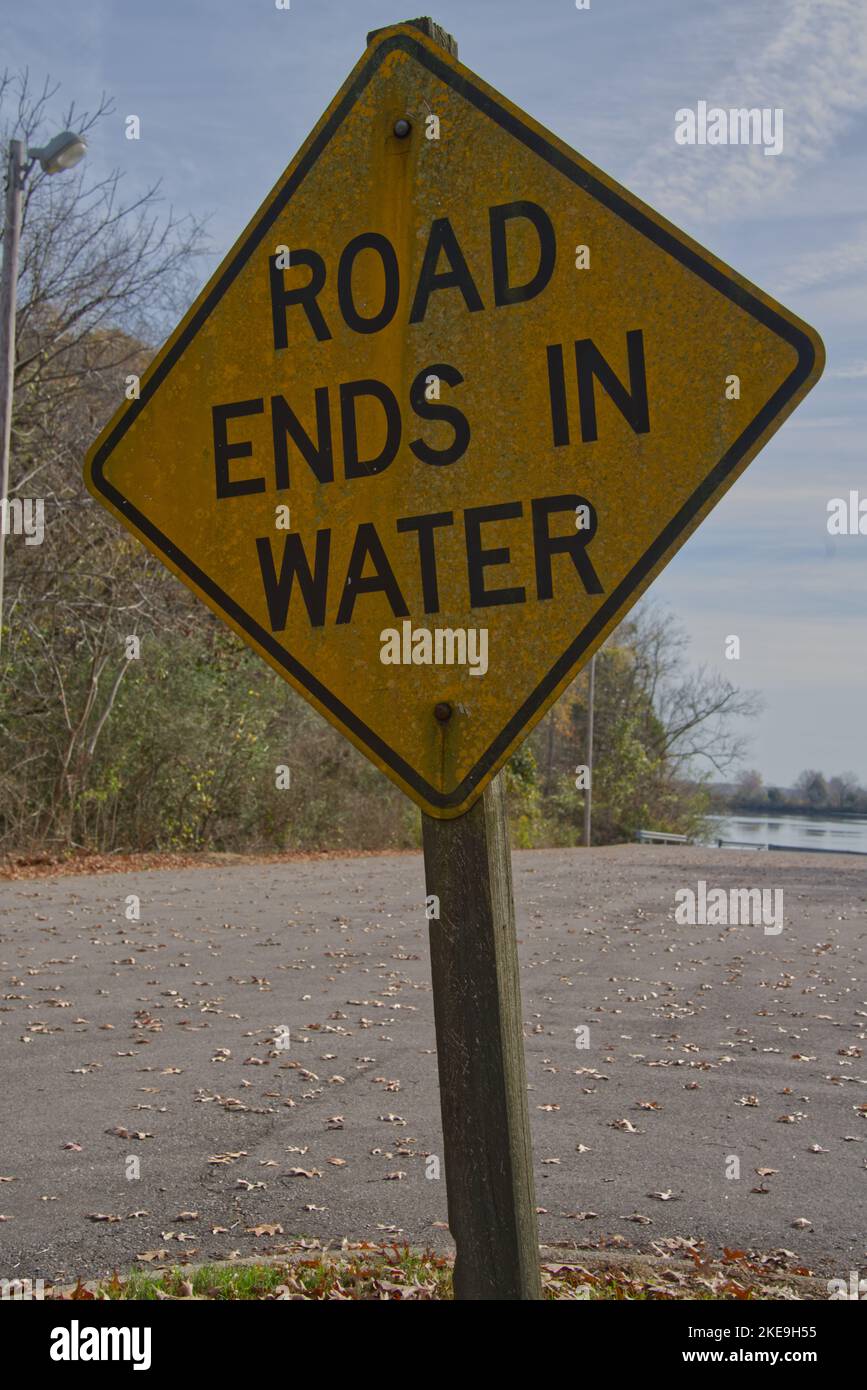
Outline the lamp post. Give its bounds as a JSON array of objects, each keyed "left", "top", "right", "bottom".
[
  {"left": 0, "top": 130, "right": 87, "bottom": 660},
  {"left": 583, "top": 653, "right": 596, "bottom": 847}
]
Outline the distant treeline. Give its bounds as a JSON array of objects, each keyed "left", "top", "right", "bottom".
[{"left": 717, "top": 769, "right": 867, "bottom": 817}]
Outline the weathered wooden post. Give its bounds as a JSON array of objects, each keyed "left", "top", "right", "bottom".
[
  {"left": 368, "top": 14, "right": 545, "bottom": 1302},
  {"left": 422, "top": 760, "right": 543, "bottom": 1300}
]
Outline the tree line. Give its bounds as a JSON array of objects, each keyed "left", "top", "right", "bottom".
[{"left": 726, "top": 767, "right": 867, "bottom": 816}]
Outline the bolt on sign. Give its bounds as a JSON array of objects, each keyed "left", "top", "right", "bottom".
[{"left": 85, "top": 22, "right": 823, "bottom": 819}]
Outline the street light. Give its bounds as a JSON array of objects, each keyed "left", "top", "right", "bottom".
[
  {"left": 28, "top": 130, "right": 88, "bottom": 175},
  {"left": 0, "top": 129, "right": 87, "bottom": 660}
]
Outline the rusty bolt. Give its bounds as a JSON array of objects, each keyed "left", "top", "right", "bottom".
[{"left": 434, "top": 702, "right": 452, "bottom": 723}]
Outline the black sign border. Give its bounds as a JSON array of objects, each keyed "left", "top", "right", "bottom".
[{"left": 89, "top": 32, "right": 818, "bottom": 811}]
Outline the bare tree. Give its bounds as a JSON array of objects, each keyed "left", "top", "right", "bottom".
[
  {"left": 0, "top": 69, "right": 208, "bottom": 847},
  {"left": 827, "top": 772, "right": 861, "bottom": 810},
  {"left": 609, "top": 605, "right": 763, "bottom": 776},
  {"left": 795, "top": 769, "right": 829, "bottom": 809}
]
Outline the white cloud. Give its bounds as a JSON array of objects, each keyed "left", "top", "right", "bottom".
[
  {"left": 775, "top": 225, "right": 867, "bottom": 295},
  {"left": 829, "top": 359, "right": 867, "bottom": 378},
  {"left": 636, "top": 0, "right": 867, "bottom": 223}
]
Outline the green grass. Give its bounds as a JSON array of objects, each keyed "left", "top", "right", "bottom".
[
  {"left": 51, "top": 1243, "right": 813, "bottom": 1301},
  {"left": 82, "top": 1247, "right": 455, "bottom": 1301}
]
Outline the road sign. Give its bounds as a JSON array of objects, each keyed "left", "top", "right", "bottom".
[{"left": 84, "top": 21, "right": 824, "bottom": 819}]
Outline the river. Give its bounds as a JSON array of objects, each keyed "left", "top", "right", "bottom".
[{"left": 704, "top": 813, "right": 867, "bottom": 856}]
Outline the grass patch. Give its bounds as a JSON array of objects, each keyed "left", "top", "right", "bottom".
[
  {"left": 63, "top": 1246, "right": 454, "bottom": 1301},
  {"left": 46, "top": 1241, "right": 819, "bottom": 1301}
]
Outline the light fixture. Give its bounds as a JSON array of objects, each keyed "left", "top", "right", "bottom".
[{"left": 28, "top": 130, "right": 88, "bottom": 175}]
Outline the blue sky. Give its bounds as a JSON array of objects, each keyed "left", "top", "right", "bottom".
[{"left": 7, "top": 0, "right": 866, "bottom": 787}]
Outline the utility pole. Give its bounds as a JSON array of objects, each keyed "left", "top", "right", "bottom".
[
  {"left": 583, "top": 653, "right": 596, "bottom": 847},
  {"left": 0, "top": 139, "right": 26, "bottom": 662},
  {"left": 0, "top": 129, "right": 86, "bottom": 660}
]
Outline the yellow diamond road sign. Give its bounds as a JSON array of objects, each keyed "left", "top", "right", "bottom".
[{"left": 85, "top": 23, "right": 824, "bottom": 819}]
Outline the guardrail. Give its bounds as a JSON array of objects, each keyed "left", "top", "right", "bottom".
[
  {"left": 716, "top": 838, "right": 867, "bottom": 856},
  {"left": 636, "top": 830, "right": 867, "bottom": 855},
  {"left": 766, "top": 841, "right": 867, "bottom": 856}
]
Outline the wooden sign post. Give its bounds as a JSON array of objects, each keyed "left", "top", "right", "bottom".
[
  {"left": 423, "top": 764, "right": 542, "bottom": 1300},
  {"left": 392, "top": 18, "right": 541, "bottom": 1304}
]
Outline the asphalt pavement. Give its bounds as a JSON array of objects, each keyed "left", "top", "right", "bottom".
[{"left": 0, "top": 844, "right": 864, "bottom": 1283}]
